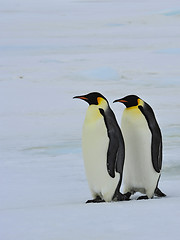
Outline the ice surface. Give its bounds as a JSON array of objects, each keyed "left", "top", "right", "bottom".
[{"left": 0, "top": 0, "right": 180, "bottom": 239}]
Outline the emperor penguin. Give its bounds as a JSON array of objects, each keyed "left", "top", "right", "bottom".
[
  {"left": 73, "top": 92, "right": 129, "bottom": 203},
  {"left": 113, "top": 95, "right": 166, "bottom": 200}
]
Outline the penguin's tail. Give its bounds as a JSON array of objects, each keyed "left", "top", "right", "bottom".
[{"left": 154, "top": 187, "right": 166, "bottom": 197}]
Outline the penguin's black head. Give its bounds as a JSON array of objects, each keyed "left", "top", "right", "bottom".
[
  {"left": 73, "top": 92, "right": 108, "bottom": 105},
  {"left": 113, "top": 95, "right": 140, "bottom": 108}
]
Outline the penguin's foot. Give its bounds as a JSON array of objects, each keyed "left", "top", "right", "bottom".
[
  {"left": 137, "top": 195, "right": 149, "bottom": 200},
  {"left": 124, "top": 192, "right": 132, "bottom": 199},
  {"left": 154, "top": 187, "right": 166, "bottom": 197},
  {"left": 86, "top": 196, "right": 105, "bottom": 203},
  {"left": 113, "top": 192, "right": 131, "bottom": 201}
]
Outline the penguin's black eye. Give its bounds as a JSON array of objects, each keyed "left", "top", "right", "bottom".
[
  {"left": 123, "top": 95, "right": 139, "bottom": 108},
  {"left": 87, "top": 97, "right": 98, "bottom": 105}
]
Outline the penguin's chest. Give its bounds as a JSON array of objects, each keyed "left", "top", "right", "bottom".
[
  {"left": 82, "top": 114, "right": 109, "bottom": 182},
  {"left": 82, "top": 106, "right": 119, "bottom": 200},
  {"left": 122, "top": 108, "right": 151, "bottom": 152},
  {"left": 121, "top": 108, "right": 155, "bottom": 187}
]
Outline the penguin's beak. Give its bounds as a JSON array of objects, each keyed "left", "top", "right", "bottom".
[
  {"left": 73, "top": 95, "right": 88, "bottom": 101},
  {"left": 113, "top": 99, "right": 128, "bottom": 103}
]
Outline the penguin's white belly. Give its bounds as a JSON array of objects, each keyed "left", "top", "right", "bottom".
[
  {"left": 82, "top": 114, "right": 119, "bottom": 202},
  {"left": 122, "top": 108, "right": 159, "bottom": 198}
]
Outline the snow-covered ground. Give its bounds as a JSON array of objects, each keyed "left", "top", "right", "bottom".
[{"left": 0, "top": 0, "right": 180, "bottom": 239}]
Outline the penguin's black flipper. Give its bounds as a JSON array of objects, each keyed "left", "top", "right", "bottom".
[
  {"left": 138, "top": 103, "right": 162, "bottom": 173},
  {"left": 99, "top": 108, "right": 125, "bottom": 178}
]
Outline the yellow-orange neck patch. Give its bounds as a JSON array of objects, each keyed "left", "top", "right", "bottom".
[
  {"left": 97, "top": 97, "right": 108, "bottom": 110},
  {"left": 137, "top": 98, "right": 144, "bottom": 107},
  {"left": 97, "top": 97, "right": 103, "bottom": 105}
]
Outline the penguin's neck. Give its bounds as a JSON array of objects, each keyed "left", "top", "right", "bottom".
[
  {"left": 123, "top": 100, "right": 145, "bottom": 124},
  {"left": 124, "top": 106, "right": 141, "bottom": 121},
  {"left": 85, "top": 99, "right": 108, "bottom": 123}
]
